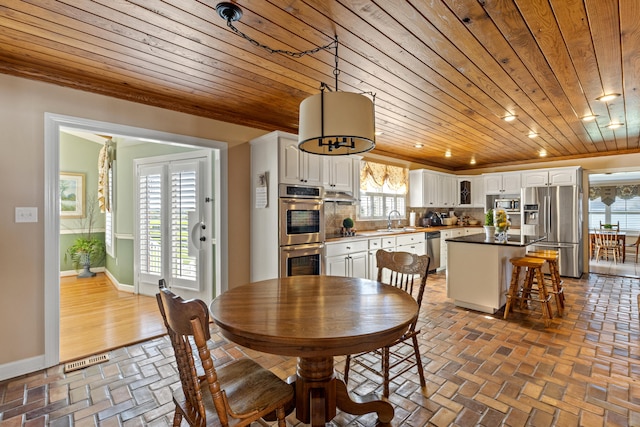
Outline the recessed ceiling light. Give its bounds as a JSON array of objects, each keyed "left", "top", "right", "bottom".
[
  {"left": 528, "top": 131, "right": 538, "bottom": 138},
  {"left": 539, "top": 149, "right": 547, "bottom": 157},
  {"left": 606, "top": 122, "right": 624, "bottom": 129},
  {"left": 470, "top": 158, "right": 476, "bottom": 165},
  {"left": 581, "top": 114, "right": 598, "bottom": 122},
  {"left": 596, "top": 93, "right": 620, "bottom": 102},
  {"left": 414, "top": 143, "right": 423, "bottom": 148},
  {"left": 445, "top": 150, "right": 452, "bottom": 157},
  {"left": 503, "top": 114, "right": 517, "bottom": 122}
]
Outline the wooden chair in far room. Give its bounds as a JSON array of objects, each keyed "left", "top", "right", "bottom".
[
  {"left": 600, "top": 221, "right": 620, "bottom": 231},
  {"left": 156, "top": 280, "right": 294, "bottom": 427},
  {"left": 344, "top": 250, "right": 430, "bottom": 397},
  {"left": 627, "top": 234, "right": 640, "bottom": 263},
  {"left": 593, "top": 229, "right": 622, "bottom": 263}
]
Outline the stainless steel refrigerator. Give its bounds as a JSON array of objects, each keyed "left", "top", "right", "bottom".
[{"left": 522, "top": 185, "right": 583, "bottom": 278}]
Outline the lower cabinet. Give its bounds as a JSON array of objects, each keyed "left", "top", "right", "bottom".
[
  {"left": 440, "top": 228, "right": 465, "bottom": 269},
  {"left": 367, "top": 236, "right": 396, "bottom": 280},
  {"left": 325, "top": 239, "right": 369, "bottom": 278},
  {"left": 326, "top": 232, "right": 426, "bottom": 280},
  {"left": 396, "top": 233, "right": 427, "bottom": 256}
]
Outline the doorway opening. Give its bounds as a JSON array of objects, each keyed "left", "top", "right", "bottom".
[
  {"left": 45, "top": 113, "right": 228, "bottom": 366},
  {"left": 587, "top": 171, "right": 640, "bottom": 278}
]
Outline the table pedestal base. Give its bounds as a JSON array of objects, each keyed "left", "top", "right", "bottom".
[{"left": 295, "top": 356, "right": 394, "bottom": 427}]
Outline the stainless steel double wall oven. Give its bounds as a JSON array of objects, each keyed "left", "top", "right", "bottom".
[{"left": 279, "top": 184, "right": 325, "bottom": 277}]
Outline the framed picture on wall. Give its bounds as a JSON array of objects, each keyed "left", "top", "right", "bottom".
[{"left": 60, "top": 172, "right": 85, "bottom": 218}]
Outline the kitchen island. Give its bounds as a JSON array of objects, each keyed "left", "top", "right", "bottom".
[{"left": 446, "top": 234, "right": 546, "bottom": 314}]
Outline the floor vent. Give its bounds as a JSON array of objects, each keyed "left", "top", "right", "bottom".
[{"left": 64, "top": 353, "right": 109, "bottom": 373}]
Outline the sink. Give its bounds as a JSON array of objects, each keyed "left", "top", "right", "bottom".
[{"left": 376, "top": 228, "right": 416, "bottom": 233}]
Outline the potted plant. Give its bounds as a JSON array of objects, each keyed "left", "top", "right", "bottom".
[
  {"left": 64, "top": 195, "right": 105, "bottom": 278},
  {"left": 484, "top": 209, "right": 495, "bottom": 240},
  {"left": 66, "top": 236, "right": 106, "bottom": 278},
  {"left": 343, "top": 217, "right": 355, "bottom": 236}
]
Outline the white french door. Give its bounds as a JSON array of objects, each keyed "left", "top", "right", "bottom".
[{"left": 134, "top": 151, "right": 212, "bottom": 300}]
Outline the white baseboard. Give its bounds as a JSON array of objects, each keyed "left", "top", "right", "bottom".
[
  {"left": 0, "top": 354, "right": 47, "bottom": 382},
  {"left": 104, "top": 269, "right": 134, "bottom": 293}
]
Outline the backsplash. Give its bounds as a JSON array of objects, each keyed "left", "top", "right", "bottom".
[{"left": 324, "top": 202, "right": 487, "bottom": 238}]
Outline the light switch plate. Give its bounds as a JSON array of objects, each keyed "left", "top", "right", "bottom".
[{"left": 15, "top": 207, "right": 38, "bottom": 223}]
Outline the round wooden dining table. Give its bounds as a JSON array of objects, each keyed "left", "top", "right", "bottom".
[{"left": 209, "top": 275, "right": 419, "bottom": 427}]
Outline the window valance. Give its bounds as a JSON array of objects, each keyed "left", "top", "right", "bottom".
[
  {"left": 360, "top": 161, "right": 408, "bottom": 193},
  {"left": 589, "top": 185, "right": 639, "bottom": 205}
]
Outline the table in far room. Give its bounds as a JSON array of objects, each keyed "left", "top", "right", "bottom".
[{"left": 209, "top": 275, "right": 418, "bottom": 427}]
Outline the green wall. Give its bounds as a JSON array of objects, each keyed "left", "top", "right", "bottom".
[{"left": 59, "top": 133, "right": 105, "bottom": 271}]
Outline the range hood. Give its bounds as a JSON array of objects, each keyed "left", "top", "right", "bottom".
[{"left": 323, "top": 191, "right": 358, "bottom": 204}]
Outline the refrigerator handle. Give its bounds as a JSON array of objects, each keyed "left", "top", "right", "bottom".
[{"left": 546, "top": 195, "right": 551, "bottom": 235}]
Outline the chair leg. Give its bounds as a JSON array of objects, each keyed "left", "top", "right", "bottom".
[
  {"left": 412, "top": 334, "right": 426, "bottom": 388},
  {"left": 276, "top": 407, "right": 286, "bottom": 427},
  {"left": 382, "top": 347, "right": 390, "bottom": 398},
  {"left": 172, "top": 410, "right": 182, "bottom": 427},
  {"left": 344, "top": 355, "right": 351, "bottom": 385}
]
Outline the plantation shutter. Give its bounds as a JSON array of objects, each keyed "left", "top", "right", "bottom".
[{"left": 138, "top": 164, "right": 163, "bottom": 280}]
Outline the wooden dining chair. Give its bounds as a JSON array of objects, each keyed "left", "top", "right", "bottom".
[
  {"left": 344, "top": 250, "right": 430, "bottom": 397},
  {"left": 593, "top": 229, "right": 622, "bottom": 263},
  {"left": 627, "top": 234, "right": 640, "bottom": 263},
  {"left": 156, "top": 280, "right": 294, "bottom": 427}
]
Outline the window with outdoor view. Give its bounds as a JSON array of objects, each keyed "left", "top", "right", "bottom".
[{"left": 359, "top": 161, "right": 408, "bottom": 220}]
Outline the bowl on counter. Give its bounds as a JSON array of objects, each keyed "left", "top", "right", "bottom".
[
  {"left": 442, "top": 217, "right": 457, "bottom": 226},
  {"left": 468, "top": 219, "right": 480, "bottom": 225}
]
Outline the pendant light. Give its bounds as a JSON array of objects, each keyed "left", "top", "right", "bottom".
[
  {"left": 298, "top": 36, "right": 375, "bottom": 155},
  {"left": 216, "top": 2, "right": 376, "bottom": 155}
]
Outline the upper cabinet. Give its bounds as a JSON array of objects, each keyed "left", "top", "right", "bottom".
[
  {"left": 409, "top": 170, "right": 439, "bottom": 207},
  {"left": 279, "top": 136, "right": 323, "bottom": 186},
  {"left": 323, "top": 156, "right": 354, "bottom": 193},
  {"left": 411, "top": 170, "right": 484, "bottom": 208},
  {"left": 438, "top": 174, "right": 457, "bottom": 207},
  {"left": 457, "top": 176, "right": 484, "bottom": 208},
  {"left": 483, "top": 172, "right": 521, "bottom": 195},
  {"left": 521, "top": 167, "right": 579, "bottom": 187}
]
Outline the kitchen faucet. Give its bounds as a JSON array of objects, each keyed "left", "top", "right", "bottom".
[{"left": 387, "top": 210, "right": 402, "bottom": 230}]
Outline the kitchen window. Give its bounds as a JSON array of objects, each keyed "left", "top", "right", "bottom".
[{"left": 358, "top": 161, "right": 408, "bottom": 220}]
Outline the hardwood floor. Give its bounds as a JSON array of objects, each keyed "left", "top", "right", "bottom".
[{"left": 60, "top": 273, "right": 165, "bottom": 362}]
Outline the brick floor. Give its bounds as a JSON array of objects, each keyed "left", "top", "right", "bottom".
[{"left": 1, "top": 271, "right": 639, "bottom": 426}]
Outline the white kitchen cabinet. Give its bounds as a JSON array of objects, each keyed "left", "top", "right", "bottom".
[
  {"left": 396, "top": 232, "right": 426, "bottom": 255},
  {"left": 464, "top": 227, "right": 484, "bottom": 236},
  {"left": 325, "top": 239, "right": 368, "bottom": 278},
  {"left": 471, "top": 176, "right": 485, "bottom": 207},
  {"left": 279, "top": 136, "right": 323, "bottom": 186},
  {"left": 409, "top": 170, "right": 438, "bottom": 207},
  {"left": 457, "top": 176, "right": 484, "bottom": 208},
  {"left": 483, "top": 172, "right": 521, "bottom": 195},
  {"left": 440, "top": 228, "right": 464, "bottom": 269},
  {"left": 438, "top": 174, "right": 457, "bottom": 207},
  {"left": 323, "top": 156, "right": 355, "bottom": 193},
  {"left": 367, "top": 236, "right": 396, "bottom": 280},
  {"left": 521, "top": 167, "right": 579, "bottom": 188}
]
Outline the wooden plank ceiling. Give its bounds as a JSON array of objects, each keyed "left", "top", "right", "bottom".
[{"left": 0, "top": 0, "right": 638, "bottom": 170}]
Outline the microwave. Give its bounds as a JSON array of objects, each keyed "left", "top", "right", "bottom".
[{"left": 495, "top": 199, "right": 520, "bottom": 211}]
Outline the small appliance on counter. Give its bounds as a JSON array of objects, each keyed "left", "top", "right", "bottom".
[{"left": 424, "top": 211, "right": 442, "bottom": 226}]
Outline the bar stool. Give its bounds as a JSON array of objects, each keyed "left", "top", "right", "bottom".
[
  {"left": 505, "top": 257, "right": 552, "bottom": 327},
  {"left": 526, "top": 250, "right": 564, "bottom": 316}
]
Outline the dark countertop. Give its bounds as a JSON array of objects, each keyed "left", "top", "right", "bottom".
[{"left": 446, "top": 234, "right": 547, "bottom": 247}]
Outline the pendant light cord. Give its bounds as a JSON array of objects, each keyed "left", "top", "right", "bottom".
[{"left": 223, "top": 17, "right": 337, "bottom": 59}]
